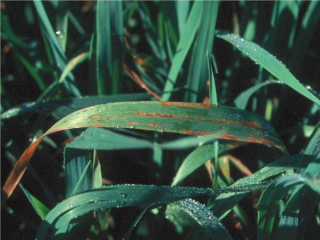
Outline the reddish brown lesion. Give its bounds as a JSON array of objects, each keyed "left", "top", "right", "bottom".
[
  {"left": 135, "top": 112, "right": 262, "bottom": 129},
  {"left": 221, "top": 134, "right": 240, "bottom": 141},
  {"left": 89, "top": 115, "right": 101, "bottom": 119},
  {"left": 91, "top": 124, "right": 105, "bottom": 127},
  {"left": 148, "top": 123, "right": 158, "bottom": 127},
  {"left": 212, "top": 118, "right": 260, "bottom": 128},
  {"left": 135, "top": 112, "right": 175, "bottom": 118},
  {"left": 128, "top": 121, "right": 138, "bottom": 126},
  {"left": 161, "top": 101, "right": 211, "bottom": 109},
  {"left": 183, "top": 130, "right": 213, "bottom": 135}
]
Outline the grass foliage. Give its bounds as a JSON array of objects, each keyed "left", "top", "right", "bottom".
[{"left": 1, "top": 1, "right": 320, "bottom": 239}]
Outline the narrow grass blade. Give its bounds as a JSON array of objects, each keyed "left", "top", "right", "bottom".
[
  {"left": 266, "top": 1, "right": 300, "bottom": 53},
  {"left": 257, "top": 173, "right": 320, "bottom": 240},
  {"left": 2, "top": 101, "right": 285, "bottom": 203},
  {"left": 124, "top": 205, "right": 156, "bottom": 240},
  {"left": 172, "top": 199, "right": 232, "bottom": 239},
  {"left": 257, "top": 174, "right": 302, "bottom": 240},
  {"left": 210, "top": 155, "right": 303, "bottom": 218},
  {"left": 208, "top": 52, "right": 219, "bottom": 188},
  {"left": 19, "top": 184, "right": 50, "bottom": 220},
  {"left": 234, "top": 80, "right": 282, "bottom": 110},
  {"left": 185, "top": 1, "right": 220, "bottom": 103},
  {"left": 56, "top": 1, "right": 69, "bottom": 52},
  {"left": 109, "top": 0, "right": 124, "bottom": 94},
  {"left": 289, "top": 1, "right": 320, "bottom": 72},
  {"left": 175, "top": 0, "right": 190, "bottom": 36},
  {"left": 33, "top": 0, "right": 80, "bottom": 97},
  {"left": 15, "top": 52, "right": 47, "bottom": 91},
  {"left": 162, "top": 1, "right": 203, "bottom": 101},
  {"left": 1, "top": 11, "right": 29, "bottom": 49},
  {"left": 216, "top": 31, "right": 320, "bottom": 105},
  {"left": 172, "top": 143, "right": 218, "bottom": 186},
  {"left": 124, "top": 64, "right": 161, "bottom": 100},
  {"left": 64, "top": 148, "right": 92, "bottom": 198},
  {"left": 96, "top": 0, "right": 111, "bottom": 95},
  {"left": 70, "top": 160, "right": 92, "bottom": 197},
  {"left": 38, "top": 52, "right": 89, "bottom": 101},
  {"left": 275, "top": 128, "right": 320, "bottom": 239},
  {"left": 92, "top": 150, "right": 102, "bottom": 189}
]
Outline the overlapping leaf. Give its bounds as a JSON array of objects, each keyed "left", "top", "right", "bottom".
[
  {"left": 2, "top": 101, "right": 285, "bottom": 204},
  {"left": 37, "top": 183, "right": 268, "bottom": 238}
]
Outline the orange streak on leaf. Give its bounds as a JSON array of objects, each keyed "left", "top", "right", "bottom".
[
  {"left": 2, "top": 136, "right": 44, "bottom": 205},
  {"left": 183, "top": 130, "right": 213, "bottom": 135},
  {"left": 89, "top": 115, "right": 102, "bottom": 119},
  {"left": 205, "top": 160, "right": 213, "bottom": 182},
  {"left": 128, "top": 121, "right": 138, "bottom": 126},
  {"left": 136, "top": 112, "right": 261, "bottom": 129},
  {"left": 229, "top": 155, "right": 252, "bottom": 176},
  {"left": 135, "top": 112, "right": 175, "bottom": 118},
  {"left": 1, "top": 101, "right": 284, "bottom": 206},
  {"left": 161, "top": 101, "right": 211, "bottom": 109},
  {"left": 91, "top": 124, "right": 105, "bottom": 128},
  {"left": 124, "top": 38, "right": 149, "bottom": 67},
  {"left": 123, "top": 64, "right": 161, "bottom": 101},
  {"left": 220, "top": 134, "right": 240, "bottom": 141}
]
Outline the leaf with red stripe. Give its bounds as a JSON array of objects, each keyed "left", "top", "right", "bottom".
[{"left": 2, "top": 101, "right": 286, "bottom": 204}]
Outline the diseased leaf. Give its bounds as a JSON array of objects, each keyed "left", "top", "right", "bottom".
[{"left": 2, "top": 101, "right": 285, "bottom": 203}]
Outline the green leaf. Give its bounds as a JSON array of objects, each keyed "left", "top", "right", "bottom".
[
  {"left": 15, "top": 52, "right": 47, "bottom": 91},
  {"left": 171, "top": 199, "right": 232, "bottom": 239},
  {"left": 216, "top": 31, "right": 320, "bottom": 105},
  {"left": 234, "top": 80, "right": 282, "bottom": 110},
  {"left": 38, "top": 52, "right": 90, "bottom": 101},
  {"left": 49, "top": 101, "right": 285, "bottom": 150},
  {"left": 70, "top": 160, "right": 92, "bottom": 197},
  {"left": 274, "top": 128, "right": 320, "bottom": 239},
  {"left": 2, "top": 93, "right": 150, "bottom": 119},
  {"left": 162, "top": 1, "right": 203, "bottom": 101},
  {"left": 33, "top": 0, "right": 80, "bottom": 97},
  {"left": 37, "top": 183, "right": 268, "bottom": 237},
  {"left": 55, "top": 1, "right": 69, "bottom": 52},
  {"left": 19, "top": 184, "right": 50, "bottom": 220},
  {"left": 64, "top": 148, "right": 92, "bottom": 198},
  {"left": 210, "top": 155, "right": 303, "bottom": 218},
  {"left": 289, "top": 1, "right": 320, "bottom": 72},
  {"left": 172, "top": 143, "right": 218, "bottom": 186},
  {"left": 257, "top": 173, "right": 320, "bottom": 240},
  {"left": 175, "top": 0, "right": 190, "bottom": 36},
  {"left": 1, "top": 10, "right": 29, "bottom": 48},
  {"left": 3, "top": 101, "right": 286, "bottom": 202},
  {"left": 185, "top": 1, "right": 220, "bottom": 103}
]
